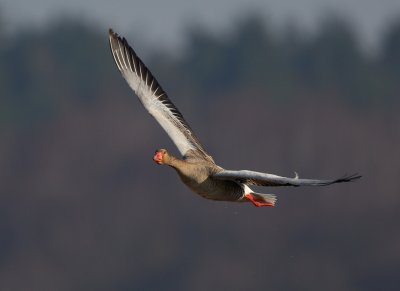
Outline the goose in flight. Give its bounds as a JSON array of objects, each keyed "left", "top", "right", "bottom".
[{"left": 108, "top": 29, "right": 360, "bottom": 207}]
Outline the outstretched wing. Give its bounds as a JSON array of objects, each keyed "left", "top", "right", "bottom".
[
  {"left": 109, "top": 29, "right": 213, "bottom": 162},
  {"left": 212, "top": 170, "right": 361, "bottom": 187}
]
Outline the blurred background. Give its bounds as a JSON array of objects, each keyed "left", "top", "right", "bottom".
[{"left": 1, "top": 0, "right": 400, "bottom": 290}]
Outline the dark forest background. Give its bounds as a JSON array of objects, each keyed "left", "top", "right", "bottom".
[{"left": 1, "top": 10, "right": 400, "bottom": 291}]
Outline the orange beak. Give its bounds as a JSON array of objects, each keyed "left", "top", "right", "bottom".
[{"left": 153, "top": 151, "right": 163, "bottom": 164}]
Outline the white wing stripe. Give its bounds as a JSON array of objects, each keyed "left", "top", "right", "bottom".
[
  {"left": 117, "top": 42, "right": 127, "bottom": 69},
  {"left": 126, "top": 46, "right": 133, "bottom": 73},
  {"left": 139, "top": 61, "right": 143, "bottom": 81},
  {"left": 150, "top": 78, "right": 154, "bottom": 92},
  {"left": 112, "top": 50, "right": 122, "bottom": 71}
]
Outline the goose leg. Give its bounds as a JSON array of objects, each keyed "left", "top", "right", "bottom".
[{"left": 244, "top": 193, "right": 275, "bottom": 207}]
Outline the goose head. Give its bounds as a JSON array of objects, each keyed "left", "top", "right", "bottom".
[{"left": 153, "top": 149, "right": 170, "bottom": 165}]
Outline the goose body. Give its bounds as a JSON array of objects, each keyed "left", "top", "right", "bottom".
[{"left": 109, "top": 29, "right": 360, "bottom": 207}]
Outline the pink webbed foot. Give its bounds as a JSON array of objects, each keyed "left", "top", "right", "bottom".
[{"left": 245, "top": 193, "right": 275, "bottom": 207}]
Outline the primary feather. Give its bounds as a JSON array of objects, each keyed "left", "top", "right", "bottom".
[{"left": 109, "top": 29, "right": 213, "bottom": 162}]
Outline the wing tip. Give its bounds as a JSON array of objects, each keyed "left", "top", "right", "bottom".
[
  {"left": 108, "top": 28, "right": 118, "bottom": 42},
  {"left": 321, "top": 173, "right": 362, "bottom": 186},
  {"left": 108, "top": 28, "right": 128, "bottom": 47},
  {"left": 337, "top": 173, "right": 362, "bottom": 183}
]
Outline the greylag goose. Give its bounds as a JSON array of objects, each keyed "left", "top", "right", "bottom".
[{"left": 108, "top": 29, "right": 361, "bottom": 207}]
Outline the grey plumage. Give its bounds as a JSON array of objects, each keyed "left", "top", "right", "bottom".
[
  {"left": 108, "top": 29, "right": 361, "bottom": 207},
  {"left": 212, "top": 171, "right": 361, "bottom": 187}
]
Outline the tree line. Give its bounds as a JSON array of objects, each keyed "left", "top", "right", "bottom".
[{"left": 1, "top": 15, "right": 400, "bottom": 126}]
